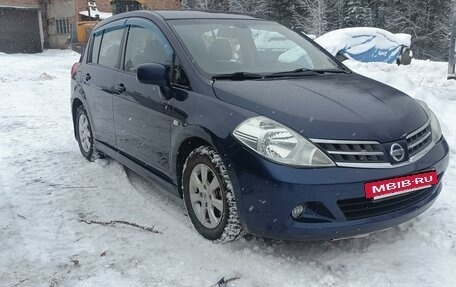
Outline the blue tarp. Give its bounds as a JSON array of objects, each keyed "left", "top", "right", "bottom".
[{"left": 342, "top": 46, "right": 403, "bottom": 64}]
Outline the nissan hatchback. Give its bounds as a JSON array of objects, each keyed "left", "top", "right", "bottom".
[{"left": 71, "top": 10, "right": 449, "bottom": 242}]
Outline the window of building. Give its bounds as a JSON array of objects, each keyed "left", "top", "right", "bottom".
[
  {"left": 112, "top": 2, "right": 142, "bottom": 15},
  {"left": 55, "top": 19, "right": 71, "bottom": 34}
]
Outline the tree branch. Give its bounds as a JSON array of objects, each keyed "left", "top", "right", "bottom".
[
  {"left": 210, "top": 275, "right": 241, "bottom": 287},
  {"left": 79, "top": 218, "right": 162, "bottom": 234}
]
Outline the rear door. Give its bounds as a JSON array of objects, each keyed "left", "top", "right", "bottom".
[
  {"left": 83, "top": 20, "right": 126, "bottom": 147},
  {"left": 113, "top": 18, "right": 174, "bottom": 174}
]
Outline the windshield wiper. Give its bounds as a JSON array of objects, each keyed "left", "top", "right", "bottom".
[
  {"left": 211, "top": 69, "right": 349, "bottom": 80},
  {"left": 266, "top": 68, "right": 350, "bottom": 78},
  {"left": 212, "top": 72, "right": 265, "bottom": 80}
]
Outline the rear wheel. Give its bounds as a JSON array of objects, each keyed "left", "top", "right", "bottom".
[
  {"left": 182, "top": 146, "right": 244, "bottom": 243},
  {"left": 75, "top": 106, "right": 102, "bottom": 161},
  {"left": 398, "top": 48, "right": 412, "bottom": 65}
]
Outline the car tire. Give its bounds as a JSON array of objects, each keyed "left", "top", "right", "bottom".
[
  {"left": 182, "top": 146, "right": 244, "bottom": 243},
  {"left": 398, "top": 48, "right": 412, "bottom": 65},
  {"left": 75, "top": 105, "right": 102, "bottom": 161}
]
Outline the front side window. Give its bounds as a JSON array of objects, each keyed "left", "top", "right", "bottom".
[
  {"left": 172, "top": 57, "right": 189, "bottom": 87},
  {"left": 98, "top": 27, "right": 124, "bottom": 69},
  {"left": 169, "top": 19, "right": 340, "bottom": 75},
  {"left": 124, "top": 25, "right": 173, "bottom": 73}
]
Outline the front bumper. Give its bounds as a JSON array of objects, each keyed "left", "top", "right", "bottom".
[{"left": 225, "top": 137, "right": 450, "bottom": 241}]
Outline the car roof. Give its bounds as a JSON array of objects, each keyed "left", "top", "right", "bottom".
[
  {"left": 93, "top": 10, "right": 264, "bottom": 32},
  {"left": 154, "top": 10, "right": 260, "bottom": 20}
]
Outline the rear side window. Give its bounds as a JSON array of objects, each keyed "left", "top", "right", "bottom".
[
  {"left": 98, "top": 27, "right": 124, "bottom": 69},
  {"left": 89, "top": 32, "right": 102, "bottom": 64},
  {"left": 124, "top": 25, "right": 173, "bottom": 73}
]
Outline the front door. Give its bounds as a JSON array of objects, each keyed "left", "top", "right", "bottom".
[{"left": 113, "top": 18, "right": 174, "bottom": 175}]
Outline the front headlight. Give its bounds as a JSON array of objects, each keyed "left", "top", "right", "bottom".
[
  {"left": 233, "top": 116, "right": 335, "bottom": 167},
  {"left": 417, "top": 100, "right": 442, "bottom": 143}
]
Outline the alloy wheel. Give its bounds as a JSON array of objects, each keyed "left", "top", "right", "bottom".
[
  {"left": 188, "top": 163, "right": 224, "bottom": 229},
  {"left": 78, "top": 113, "right": 91, "bottom": 153}
]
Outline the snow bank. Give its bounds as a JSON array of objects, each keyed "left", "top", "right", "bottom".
[{"left": 344, "top": 59, "right": 454, "bottom": 138}]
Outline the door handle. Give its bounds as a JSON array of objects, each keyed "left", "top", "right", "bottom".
[{"left": 114, "top": 83, "right": 126, "bottom": 93}]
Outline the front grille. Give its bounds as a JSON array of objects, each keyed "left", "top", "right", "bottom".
[
  {"left": 338, "top": 186, "right": 435, "bottom": 220},
  {"left": 313, "top": 140, "right": 388, "bottom": 165},
  {"left": 311, "top": 120, "right": 433, "bottom": 168},
  {"left": 407, "top": 121, "right": 432, "bottom": 157}
]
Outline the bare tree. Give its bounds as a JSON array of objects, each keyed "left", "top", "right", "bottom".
[
  {"left": 228, "top": 0, "right": 269, "bottom": 15},
  {"left": 181, "top": 0, "right": 228, "bottom": 10},
  {"left": 383, "top": 0, "right": 454, "bottom": 60},
  {"left": 183, "top": 0, "right": 455, "bottom": 60},
  {"left": 293, "top": 0, "right": 328, "bottom": 36},
  {"left": 182, "top": 0, "right": 269, "bottom": 18}
]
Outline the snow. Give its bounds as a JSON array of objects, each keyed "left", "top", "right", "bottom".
[
  {"left": 278, "top": 46, "right": 310, "bottom": 64},
  {"left": 305, "top": 34, "right": 317, "bottom": 40},
  {"left": 316, "top": 27, "right": 411, "bottom": 57},
  {"left": 79, "top": 10, "right": 112, "bottom": 20},
  {"left": 253, "top": 30, "right": 296, "bottom": 50},
  {"left": 253, "top": 31, "right": 315, "bottom": 64},
  {"left": 1, "top": 50, "right": 456, "bottom": 286}
]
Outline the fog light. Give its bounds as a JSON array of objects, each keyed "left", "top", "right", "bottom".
[{"left": 291, "top": 205, "right": 305, "bottom": 219}]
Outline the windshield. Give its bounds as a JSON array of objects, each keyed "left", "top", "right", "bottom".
[{"left": 168, "top": 19, "right": 341, "bottom": 76}]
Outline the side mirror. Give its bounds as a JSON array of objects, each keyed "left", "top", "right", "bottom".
[{"left": 137, "top": 63, "right": 171, "bottom": 99}]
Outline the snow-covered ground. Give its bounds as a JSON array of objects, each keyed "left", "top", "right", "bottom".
[{"left": 1, "top": 50, "right": 455, "bottom": 287}]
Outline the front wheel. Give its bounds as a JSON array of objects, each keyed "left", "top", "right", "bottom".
[{"left": 182, "top": 146, "right": 244, "bottom": 243}]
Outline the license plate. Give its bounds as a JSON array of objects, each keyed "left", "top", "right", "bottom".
[{"left": 364, "top": 171, "right": 438, "bottom": 200}]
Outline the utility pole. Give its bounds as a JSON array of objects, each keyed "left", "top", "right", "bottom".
[{"left": 449, "top": 18, "right": 456, "bottom": 80}]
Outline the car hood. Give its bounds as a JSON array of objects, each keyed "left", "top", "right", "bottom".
[{"left": 212, "top": 73, "right": 428, "bottom": 142}]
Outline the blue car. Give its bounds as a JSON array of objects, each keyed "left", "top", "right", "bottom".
[
  {"left": 70, "top": 10, "right": 449, "bottom": 242},
  {"left": 315, "top": 27, "right": 413, "bottom": 65}
]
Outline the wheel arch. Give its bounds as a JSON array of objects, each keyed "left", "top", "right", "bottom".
[
  {"left": 71, "top": 98, "right": 84, "bottom": 139},
  {"left": 175, "top": 138, "right": 212, "bottom": 198},
  {"left": 172, "top": 127, "right": 219, "bottom": 198}
]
